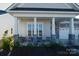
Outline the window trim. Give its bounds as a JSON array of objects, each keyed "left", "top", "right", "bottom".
[{"left": 27, "top": 22, "right": 43, "bottom": 37}]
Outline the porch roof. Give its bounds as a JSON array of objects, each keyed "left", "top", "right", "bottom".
[
  {"left": 6, "top": 3, "right": 79, "bottom": 12},
  {"left": 10, "top": 8, "right": 79, "bottom": 12}
]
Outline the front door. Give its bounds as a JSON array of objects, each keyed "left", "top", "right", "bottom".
[{"left": 27, "top": 23, "right": 43, "bottom": 37}]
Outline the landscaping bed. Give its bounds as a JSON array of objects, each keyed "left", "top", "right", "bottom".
[
  {"left": 0, "top": 44, "right": 79, "bottom": 56},
  {"left": 0, "top": 49, "right": 9, "bottom": 56},
  {"left": 10, "top": 43, "right": 74, "bottom": 56},
  {"left": 10, "top": 42, "right": 79, "bottom": 56}
]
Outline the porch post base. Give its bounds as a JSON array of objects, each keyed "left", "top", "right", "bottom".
[
  {"left": 51, "top": 35, "right": 56, "bottom": 42},
  {"left": 68, "top": 34, "right": 75, "bottom": 46}
]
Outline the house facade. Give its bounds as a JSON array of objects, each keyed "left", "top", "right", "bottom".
[
  {"left": 6, "top": 3, "right": 79, "bottom": 46},
  {"left": 0, "top": 11, "right": 14, "bottom": 40}
]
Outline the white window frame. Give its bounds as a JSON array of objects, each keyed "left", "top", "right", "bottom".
[{"left": 27, "top": 22, "right": 43, "bottom": 37}]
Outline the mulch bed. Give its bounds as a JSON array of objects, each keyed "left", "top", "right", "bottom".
[
  {"left": 10, "top": 46, "right": 74, "bottom": 56},
  {"left": 0, "top": 50, "right": 9, "bottom": 56},
  {"left": 0, "top": 47, "right": 79, "bottom": 56},
  {"left": 0, "top": 46, "right": 79, "bottom": 56}
]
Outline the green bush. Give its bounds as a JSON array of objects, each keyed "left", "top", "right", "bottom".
[
  {"left": 26, "top": 43, "right": 35, "bottom": 48},
  {"left": 14, "top": 41, "right": 20, "bottom": 48},
  {"left": 38, "top": 42, "right": 64, "bottom": 48},
  {"left": 0, "top": 40, "right": 3, "bottom": 49},
  {"left": 2, "top": 37, "right": 10, "bottom": 50},
  {"left": 8, "top": 36, "right": 14, "bottom": 50},
  {"left": 2, "top": 33, "right": 14, "bottom": 50}
]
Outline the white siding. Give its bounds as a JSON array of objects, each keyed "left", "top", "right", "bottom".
[
  {"left": 0, "top": 13, "right": 15, "bottom": 40},
  {"left": 18, "top": 18, "right": 51, "bottom": 37}
]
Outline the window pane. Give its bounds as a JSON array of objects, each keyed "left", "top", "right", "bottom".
[
  {"left": 39, "top": 24, "right": 42, "bottom": 30},
  {"left": 39, "top": 30, "right": 42, "bottom": 36},
  {"left": 39, "top": 31, "right": 42, "bottom": 34},
  {"left": 74, "top": 23, "right": 79, "bottom": 30},
  {"left": 60, "top": 23, "right": 69, "bottom": 28},
  {"left": 28, "top": 24, "right": 32, "bottom": 36},
  {"left": 28, "top": 24, "right": 31, "bottom": 30},
  {"left": 36, "top": 24, "right": 38, "bottom": 30},
  {"left": 31, "top": 24, "right": 34, "bottom": 30},
  {"left": 28, "top": 31, "right": 31, "bottom": 36}
]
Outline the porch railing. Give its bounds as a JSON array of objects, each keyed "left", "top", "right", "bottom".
[
  {"left": 17, "top": 36, "right": 65, "bottom": 46},
  {"left": 14, "top": 35, "right": 79, "bottom": 46}
]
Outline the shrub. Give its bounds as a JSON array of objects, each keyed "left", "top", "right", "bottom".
[
  {"left": 14, "top": 41, "right": 20, "bottom": 48},
  {"left": 2, "top": 32, "right": 14, "bottom": 51},
  {"left": 2, "top": 37, "right": 10, "bottom": 50},
  {"left": 0, "top": 40, "right": 3, "bottom": 49},
  {"left": 38, "top": 41, "right": 64, "bottom": 48},
  {"left": 8, "top": 36, "right": 14, "bottom": 50},
  {"left": 26, "top": 43, "right": 35, "bottom": 48}
]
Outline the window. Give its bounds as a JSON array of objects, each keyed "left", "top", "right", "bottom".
[
  {"left": 27, "top": 23, "right": 43, "bottom": 37},
  {"left": 28, "top": 24, "right": 34, "bottom": 37},
  {"left": 60, "top": 23, "right": 69, "bottom": 28},
  {"left": 74, "top": 23, "right": 79, "bottom": 30},
  {"left": 11, "top": 28, "right": 13, "bottom": 34},
  {"left": 4, "top": 30, "right": 8, "bottom": 35},
  {"left": 28, "top": 24, "right": 31, "bottom": 36},
  {"left": 38, "top": 24, "right": 42, "bottom": 37}
]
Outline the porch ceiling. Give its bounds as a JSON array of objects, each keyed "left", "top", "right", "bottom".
[
  {"left": 19, "top": 17, "right": 51, "bottom": 20},
  {"left": 19, "top": 17, "right": 71, "bottom": 21}
]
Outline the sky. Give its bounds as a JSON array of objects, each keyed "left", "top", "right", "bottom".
[{"left": 0, "top": 3, "right": 12, "bottom": 10}]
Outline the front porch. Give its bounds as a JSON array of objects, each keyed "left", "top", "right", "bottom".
[{"left": 13, "top": 17, "right": 79, "bottom": 46}]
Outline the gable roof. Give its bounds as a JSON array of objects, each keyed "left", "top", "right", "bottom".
[{"left": 6, "top": 3, "right": 79, "bottom": 12}]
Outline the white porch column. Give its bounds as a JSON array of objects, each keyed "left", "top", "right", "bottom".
[
  {"left": 17, "top": 18, "right": 21, "bottom": 36},
  {"left": 34, "top": 17, "right": 37, "bottom": 35},
  {"left": 51, "top": 17, "right": 56, "bottom": 40},
  {"left": 13, "top": 17, "right": 18, "bottom": 35},
  {"left": 69, "top": 18, "right": 75, "bottom": 45},
  {"left": 13, "top": 17, "right": 19, "bottom": 43},
  {"left": 52, "top": 17, "right": 55, "bottom": 35},
  {"left": 69, "top": 18, "right": 74, "bottom": 34}
]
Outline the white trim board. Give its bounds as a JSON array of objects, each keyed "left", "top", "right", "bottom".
[
  {"left": 11, "top": 13, "right": 77, "bottom": 18},
  {"left": 27, "top": 22, "right": 43, "bottom": 37}
]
